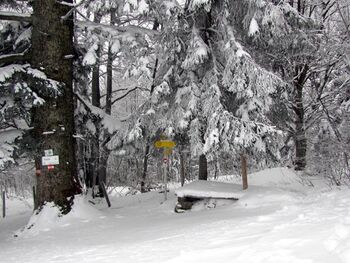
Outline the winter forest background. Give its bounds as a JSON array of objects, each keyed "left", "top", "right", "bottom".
[{"left": 0, "top": 0, "right": 349, "bottom": 212}]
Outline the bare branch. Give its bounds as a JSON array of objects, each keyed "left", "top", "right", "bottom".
[
  {"left": 111, "top": 86, "right": 140, "bottom": 106},
  {"left": 0, "top": 11, "right": 32, "bottom": 23}
]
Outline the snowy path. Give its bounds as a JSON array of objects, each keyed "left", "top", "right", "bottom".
[{"left": 1, "top": 171, "right": 350, "bottom": 262}]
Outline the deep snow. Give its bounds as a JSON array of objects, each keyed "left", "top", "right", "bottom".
[{"left": 1, "top": 167, "right": 350, "bottom": 263}]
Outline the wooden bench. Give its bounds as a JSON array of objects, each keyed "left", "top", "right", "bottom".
[{"left": 174, "top": 181, "right": 244, "bottom": 213}]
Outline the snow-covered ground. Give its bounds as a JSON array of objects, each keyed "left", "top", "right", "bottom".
[{"left": 1, "top": 167, "right": 350, "bottom": 263}]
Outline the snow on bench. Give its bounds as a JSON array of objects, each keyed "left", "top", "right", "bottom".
[
  {"left": 174, "top": 180, "right": 244, "bottom": 212},
  {"left": 175, "top": 180, "right": 245, "bottom": 200}
]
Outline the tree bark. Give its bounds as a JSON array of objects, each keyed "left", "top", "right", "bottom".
[
  {"left": 198, "top": 154, "right": 208, "bottom": 180},
  {"left": 31, "top": 0, "right": 80, "bottom": 213},
  {"left": 293, "top": 64, "right": 309, "bottom": 171}
]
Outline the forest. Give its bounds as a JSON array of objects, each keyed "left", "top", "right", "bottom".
[{"left": 0, "top": 1, "right": 350, "bottom": 262}]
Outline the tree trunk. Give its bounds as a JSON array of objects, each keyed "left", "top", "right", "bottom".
[
  {"left": 180, "top": 150, "right": 185, "bottom": 186},
  {"left": 140, "top": 144, "right": 150, "bottom": 193},
  {"left": 241, "top": 154, "right": 248, "bottom": 190},
  {"left": 31, "top": 0, "right": 80, "bottom": 213},
  {"left": 198, "top": 154, "right": 208, "bottom": 180},
  {"left": 89, "top": 12, "right": 103, "bottom": 196},
  {"left": 91, "top": 13, "right": 102, "bottom": 108},
  {"left": 293, "top": 64, "right": 308, "bottom": 171},
  {"left": 105, "top": 9, "right": 117, "bottom": 115}
]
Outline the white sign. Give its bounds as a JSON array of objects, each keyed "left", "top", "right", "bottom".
[
  {"left": 44, "top": 149, "right": 54, "bottom": 156},
  {"left": 42, "top": 155, "right": 59, "bottom": 166}
]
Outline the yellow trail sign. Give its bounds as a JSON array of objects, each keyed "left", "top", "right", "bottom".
[
  {"left": 154, "top": 140, "right": 176, "bottom": 149},
  {"left": 154, "top": 139, "right": 176, "bottom": 201}
]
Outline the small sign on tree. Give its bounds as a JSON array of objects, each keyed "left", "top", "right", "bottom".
[
  {"left": 42, "top": 155, "right": 59, "bottom": 166},
  {"left": 44, "top": 149, "right": 54, "bottom": 156}
]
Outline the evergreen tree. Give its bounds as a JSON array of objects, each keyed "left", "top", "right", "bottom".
[
  {"left": 129, "top": 0, "right": 293, "bottom": 181},
  {"left": 0, "top": 0, "right": 81, "bottom": 213}
]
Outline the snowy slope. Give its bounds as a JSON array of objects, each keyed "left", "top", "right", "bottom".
[{"left": 1, "top": 168, "right": 350, "bottom": 263}]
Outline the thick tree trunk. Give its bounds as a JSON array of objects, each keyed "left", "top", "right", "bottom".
[
  {"left": 105, "top": 9, "right": 117, "bottom": 115},
  {"left": 89, "top": 12, "right": 102, "bottom": 196},
  {"left": 31, "top": 0, "right": 80, "bottom": 213},
  {"left": 293, "top": 64, "right": 308, "bottom": 171},
  {"left": 198, "top": 154, "right": 208, "bottom": 180}
]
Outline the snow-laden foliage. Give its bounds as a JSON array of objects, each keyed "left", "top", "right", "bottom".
[
  {"left": 131, "top": 0, "right": 287, "bottom": 165},
  {"left": 182, "top": 28, "right": 209, "bottom": 70},
  {"left": 0, "top": 19, "right": 63, "bottom": 171}
]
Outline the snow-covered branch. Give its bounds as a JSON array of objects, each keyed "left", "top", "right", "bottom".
[
  {"left": 75, "top": 93, "right": 122, "bottom": 134},
  {"left": 75, "top": 21, "right": 160, "bottom": 37},
  {"left": 0, "top": 50, "right": 31, "bottom": 66}
]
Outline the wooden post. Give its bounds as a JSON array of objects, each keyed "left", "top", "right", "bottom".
[
  {"left": 100, "top": 182, "right": 111, "bottom": 207},
  {"left": 241, "top": 154, "right": 248, "bottom": 190},
  {"left": 154, "top": 138, "right": 176, "bottom": 201},
  {"left": 164, "top": 157, "right": 168, "bottom": 201},
  {"left": 32, "top": 186, "right": 36, "bottom": 210},
  {"left": 2, "top": 190, "right": 5, "bottom": 218}
]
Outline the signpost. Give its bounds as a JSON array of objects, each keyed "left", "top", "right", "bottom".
[{"left": 154, "top": 138, "right": 176, "bottom": 201}]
